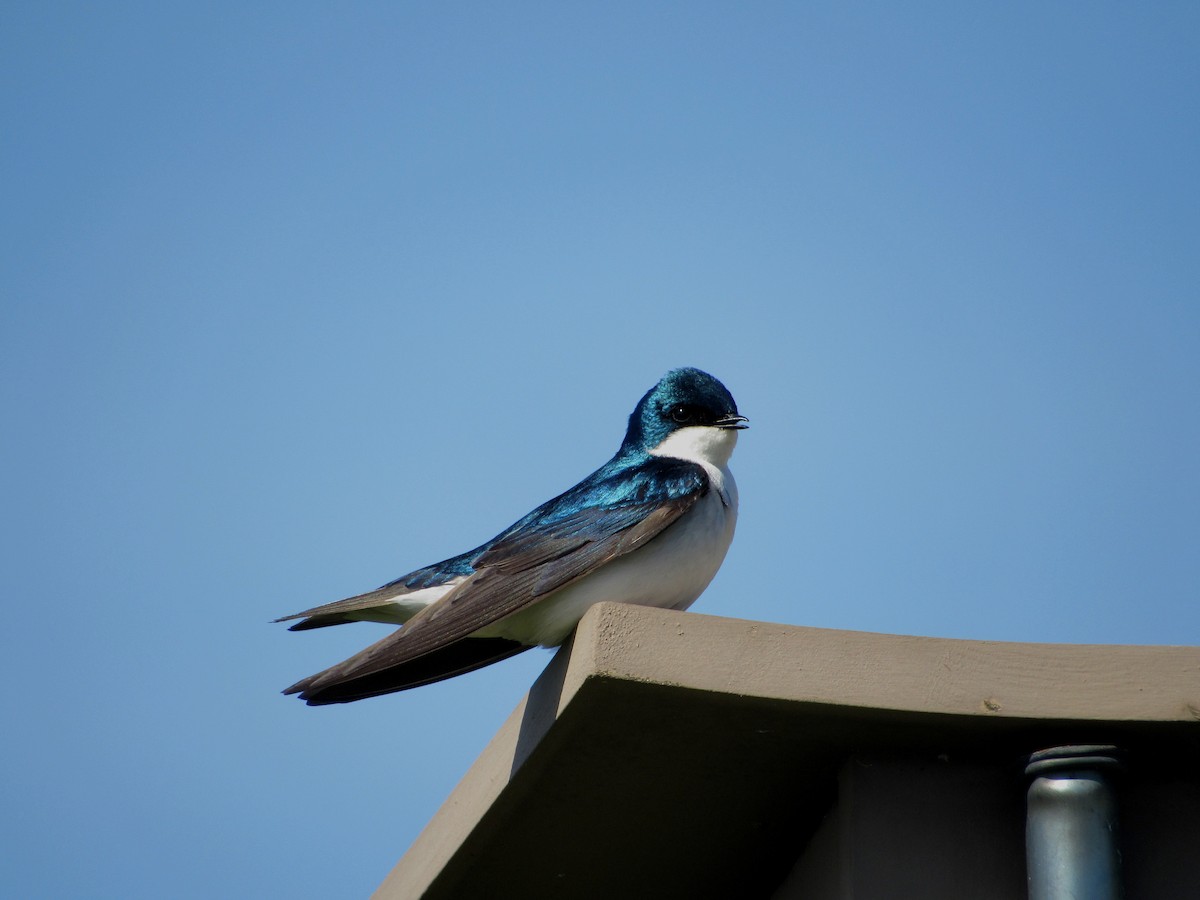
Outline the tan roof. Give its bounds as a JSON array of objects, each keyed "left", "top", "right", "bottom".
[{"left": 375, "top": 602, "right": 1200, "bottom": 899}]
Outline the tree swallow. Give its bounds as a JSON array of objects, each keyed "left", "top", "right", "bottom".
[{"left": 278, "top": 367, "right": 747, "bottom": 705}]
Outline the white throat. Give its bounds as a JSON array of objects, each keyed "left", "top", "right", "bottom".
[{"left": 648, "top": 425, "right": 739, "bottom": 469}]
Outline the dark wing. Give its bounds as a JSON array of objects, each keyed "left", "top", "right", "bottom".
[
  {"left": 283, "top": 637, "right": 534, "bottom": 702},
  {"left": 284, "top": 457, "right": 708, "bottom": 704}
]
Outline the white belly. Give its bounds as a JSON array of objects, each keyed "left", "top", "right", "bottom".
[{"left": 479, "top": 466, "right": 738, "bottom": 647}]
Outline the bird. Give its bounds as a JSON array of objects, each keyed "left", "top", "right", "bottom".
[{"left": 277, "top": 367, "right": 747, "bottom": 705}]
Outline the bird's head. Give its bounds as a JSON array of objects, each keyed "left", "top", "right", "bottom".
[{"left": 621, "top": 367, "right": 747, "bottom": 466}]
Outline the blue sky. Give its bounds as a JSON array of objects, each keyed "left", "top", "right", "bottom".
[{"left": 3, "top": 4, "right": 1197, "bottom": 897}]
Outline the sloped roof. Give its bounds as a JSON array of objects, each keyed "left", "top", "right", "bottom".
[{"left": 374, "top": 602, "right": 1200, "bottom": 899}]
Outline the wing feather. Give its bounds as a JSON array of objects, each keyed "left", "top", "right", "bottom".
[{"left": 285, "top": 458, "right": 707, "bottom": 702}]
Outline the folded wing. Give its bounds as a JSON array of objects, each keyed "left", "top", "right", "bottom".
[{"left": 284, "top": 458, "right": 708, "bottom": 703}]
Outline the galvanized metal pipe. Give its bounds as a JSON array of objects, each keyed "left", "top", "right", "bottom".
[{"left": 1025, "top": 745, "right": 1123, "bottom": 900}]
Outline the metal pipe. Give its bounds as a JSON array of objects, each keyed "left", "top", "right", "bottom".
[{"left": 1025, "top": 745, "right": 1123, "bottom": 900}]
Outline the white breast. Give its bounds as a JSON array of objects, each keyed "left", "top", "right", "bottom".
[{"left": 479, "top": 426, "right": 739, "bottom": 647}]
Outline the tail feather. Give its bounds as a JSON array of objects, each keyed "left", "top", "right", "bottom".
[
  {"left": 283, "top": 616, "right": 351, "bottom": 632},
  {"left": 283, "top": 637, "right": 531, "bottom": 705},
  {"left": 273, "top": 581, "right": 456, "bottom": 631}
]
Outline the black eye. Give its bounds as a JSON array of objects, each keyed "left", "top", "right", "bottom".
[{"left": 668, "top": 404, "right": 694, "bottom": 423}]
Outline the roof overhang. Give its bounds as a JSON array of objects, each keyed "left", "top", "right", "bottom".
[{"left": 374, "top": 602, "right": 1200, "bottom": 898}]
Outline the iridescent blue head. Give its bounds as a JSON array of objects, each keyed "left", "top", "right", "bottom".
[{"left": 621, "top": 368, "right": 748, "bottom": 457}]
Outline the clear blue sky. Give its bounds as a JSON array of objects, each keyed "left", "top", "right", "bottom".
[{"left": 3, "top": 4, "right": 1197, "bottom": 897}]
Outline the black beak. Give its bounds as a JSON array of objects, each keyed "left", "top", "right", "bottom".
[{"left": 715, "top": 414, "right": 749, "bottom": 430}]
